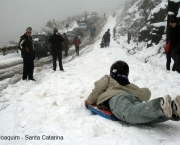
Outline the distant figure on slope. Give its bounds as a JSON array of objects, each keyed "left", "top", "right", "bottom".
[
  {"left": 127, "top": 31, "right": 131, "bottom": 44},
  {"left": 85, "top": 60, "right": 180, "bottom": 125},
  {"left": 90, "top": 25, "right": 96, "bottom": 37},
  {"left": 166, "top": 16, "right": 180, "bottom": 73},
  {"left": 102, "top": 32, "right": 109, "bottom": 47},
  {"left": 104, "top": 29, "right": 111, "bottom": 47},
  {"left": 113, "top": 27, "right": 116, "bottom": 38},
  {"left": 74, "top": 37, "right": 81, "bottom": 56}
]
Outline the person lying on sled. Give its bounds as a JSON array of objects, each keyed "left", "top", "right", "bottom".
[{"left": 84, "top": 60, "right": 180, "bottom": 125}]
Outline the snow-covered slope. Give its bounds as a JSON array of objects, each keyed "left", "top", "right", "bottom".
[{"left": 0, "top": 15, "right": 180, "bottom": 145}]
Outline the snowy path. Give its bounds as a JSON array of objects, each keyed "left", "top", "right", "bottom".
[{"left": 0, "top": 15, "right": 180, "bottom": 145}]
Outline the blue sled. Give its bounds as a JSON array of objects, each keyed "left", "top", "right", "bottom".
[{"left": 88, "top": 105, "right": 118, "bottom": 121}]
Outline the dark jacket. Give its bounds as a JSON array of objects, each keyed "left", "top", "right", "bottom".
[
  {"left": 102, "top": 33, "right": 109, "bottom": 43},
  {"left": 48, "top": 34, "right": 64, "bottom": 52},
  {"left": 128, "top": 33, "right": 131, "bottom": 40},
  {"left": 18, "top": 34, "right": 35, "bottom": 58},
  {"left": 106, "top": 31, "right": 111, "bottom": 41},
  {"left": 74, "top": 38, "right": 81, "bottom": 47},
  {"left": 169, "top": 25, "right": 180, "bottom": 54}
]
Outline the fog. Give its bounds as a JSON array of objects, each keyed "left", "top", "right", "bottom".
[{"left": 0, "top": 0, "right": 125, "bottom": 47}]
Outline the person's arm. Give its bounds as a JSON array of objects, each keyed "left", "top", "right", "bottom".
[
  {"left": 20, "top": 38, "right": 29, "bottom": 52},
  {"left": 130, "top": 83, "right": 151, "bottom": 101},
  {"left": 85, "top": 75, "right": 109, "bottom": 107}
]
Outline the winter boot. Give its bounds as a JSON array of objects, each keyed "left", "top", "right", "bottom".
[
  {"left": 160, "top": 95, "right": 172, "bottom": 118},
  {"left": 172, "top": 95, "right": 180, "bottom": 116}
]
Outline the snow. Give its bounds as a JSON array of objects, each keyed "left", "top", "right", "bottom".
[
  {"left": 0, "top": 15, "right": 180, "bottom": 145},
  {"left": 151, "top": 22, "right": 166, "bottom": 27}
]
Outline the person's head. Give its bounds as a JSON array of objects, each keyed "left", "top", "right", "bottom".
[
  {"left": 110, "top": 60, "right": 129, "bottom": 77},
  {"left": 63, "top": 33, "right": 66, "bottom": 36},
  {"left": 171, "top": 17, "right": 177, "bottom": 28},
  {"left": 108, "top": 29, "right": 110, "bottom": 31},
  {"left": 26, "top": 27, "right": 32, "bottom": 37},
  {"left": 53, "top": 28, "right": 58, "bottom": 34}
]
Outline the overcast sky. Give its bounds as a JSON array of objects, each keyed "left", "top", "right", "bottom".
[{"left": 0, "top": 0, "right": 126, "bottom": 47}]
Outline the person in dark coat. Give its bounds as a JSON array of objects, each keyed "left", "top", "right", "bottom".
[
  {"left": 102, "top": 32, "right": 109, "bottom": 47},
  {"left": 74, "top": 37, "right": 81, "bottom": 56},
  {"left": 49, "top": 28, "right": 64, "bottom": 71},
  {"left": 127, "top": 31, "right": 131, "bottom": 44},
  {"left": 167, "top": 16, "right": 180, "bottom": 73},
  {"left": 106, "top": 29, "right": 111, "bottom": 46},
  {"left": 113, "top": 27, "right": 116, "bottom": 37},
  {"left": 18, "top": 27, "right": 36, "bottom": 81}
]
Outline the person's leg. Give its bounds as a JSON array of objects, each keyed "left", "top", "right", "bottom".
[
  {"left": 77, "top": 46, "right": 79, "bottom": 55},
  {"left": 22, "top": 58, "right": 28, "bottom": 80},
  {"left": 176, "top": 54, "right": 180, "bottom": 73},
  {"left": 166, "top": 53, "right": 171, "bottom": 71},
  {"left": 75, "top": 46, "right": 78, "bottom": 54},
  {"left": 52, "top": 51, "right": 57, "bottom": 71},
  {"left": 109, "top": 93, "right": 171, "bottom": 125},
  {"left": 64, "top": 47, "right": 67, "bottom": 57},
  {"left": 57, "top": 51, "right": 63, "bottom": 70},
  {"left": 105, "top": 42, "right": 108, "bottom": 47},
  {"left": 28, "top": 57, "right": 35, "bottom": 80}
]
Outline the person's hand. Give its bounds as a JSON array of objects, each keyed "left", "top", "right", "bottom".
[
  {"left": 26, "top": 47, "right": 29, "bottom": 52},
  {"left": 84, "top": 100, "right": 89, "bottom": 108}
]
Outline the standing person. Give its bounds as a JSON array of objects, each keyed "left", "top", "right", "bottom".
[
  {"left": 18, "top": 27, "right": 36, "bottom": 81},
  {"left": 90, "top": 26, "right": 94, "bottom": 37},
  {"left": 74, "top": 37, "right": 81, "bottom": 56},
  {"left": 167, "top": 17, "right": 180, "bottom": 73},
  {"left": 102, "top": 32, "right": 108, "bottom": 47},
  {"left": 48, "top": 28, "right": 64, "bottom": 71},
  {"left": 106, "top": 29, "right": 111, "bottom": 47},
  {"left": 84, "top": 60, "right": 180, "bottom": 125},
  {"left": 113, "top": 27, "right": 116, "bottom": 38},
  {"left": 90, "top": 25, "right": 96, "bottom": 37},
  {"left": 127, "top": 31, "right": 131, "bottom": 44},
  {"left": 93, "top": 25, "right": 96, "bottom": 37},
  {"left": 63, "top": 33, "right": 69, "bottom": 57}
]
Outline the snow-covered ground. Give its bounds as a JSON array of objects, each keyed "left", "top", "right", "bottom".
[{"left": 0, "top": 15, "right": 180, "bottom": 145}]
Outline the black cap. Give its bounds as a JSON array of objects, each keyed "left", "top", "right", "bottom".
[{"left": 110, "top": 60, "right": 129, "bottom": 76}]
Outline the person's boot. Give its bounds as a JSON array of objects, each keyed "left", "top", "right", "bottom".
[
  {"left": 160, "top": 95, "right": 172, "bottom": 118},
  {"left": 28, "top": 77, "right": 36, "bottom": 81},
  {"left": 22, "top": 76, "right": 27, "bottom": 80}
]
